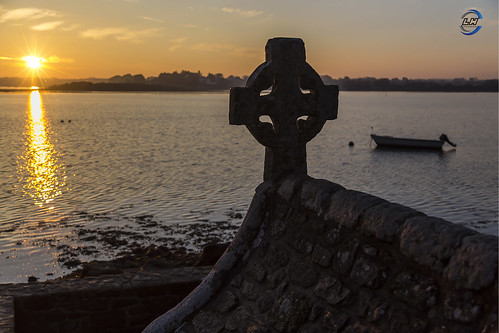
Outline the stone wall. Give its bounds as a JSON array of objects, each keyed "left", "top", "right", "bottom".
[
  {"left": 145, "top": 175, "right": 498, "bottom": 333},
  {"left": 1, "top": 174, "right": 497, "bottom": 333},
  {"left": 0, "top": 267, "right": 210, "bottom": 333}
]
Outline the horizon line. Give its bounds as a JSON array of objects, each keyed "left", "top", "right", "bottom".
[{"left": 1, "top": 73, "right": 498, "bottom": 81}]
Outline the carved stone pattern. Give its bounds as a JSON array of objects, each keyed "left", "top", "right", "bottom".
[{"left": 229, "top": 37, "right": 339, "bottom": 182}]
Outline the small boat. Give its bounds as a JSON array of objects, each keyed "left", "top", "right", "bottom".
[{"left": 371, "top": 134, "right": 456, "bottom": 149}]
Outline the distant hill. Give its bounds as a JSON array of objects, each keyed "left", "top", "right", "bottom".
[{"left": 1, "top": 71, "right": 497, "bottom": 92}]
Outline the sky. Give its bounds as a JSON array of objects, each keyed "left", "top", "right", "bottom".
[{"left": 0, "top": 0, "right": 497, "bottom": 80}]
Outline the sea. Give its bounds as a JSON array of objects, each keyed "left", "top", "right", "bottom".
[{"left": 0, "top": 90, "right": 497, "bottom": 283}]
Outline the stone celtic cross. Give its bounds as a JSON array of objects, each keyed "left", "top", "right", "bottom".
[{"left": 229, "top": 38, "right": 339, "bottom": 182}]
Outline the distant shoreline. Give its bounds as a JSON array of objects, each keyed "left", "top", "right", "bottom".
[
  {"left": 1, "top": 70, "right": 497, "bottom": 93},
  {"left": 46, "top": 76, "right": 499, "bottom": 92},
  {"left": 2, "top": 85, "right": 497, "bottom": 93}
]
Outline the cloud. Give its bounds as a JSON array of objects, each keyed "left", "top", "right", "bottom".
[
  {"left": 233, "top": 47, "right": 261, "bottom": 58},
  {"left": 62, "top": 24, "right": 80, "bottom": 32},
  {"left": 0, "top": 7, "right": 60, "bottom": 23},
  {"left": 183, "top": 24, "right": 198, "bottom": 29},
  {"left": 31, "top": 21, "right": 64, "bottom": 31},
  {"left": 81, "top": 27, "right": 126, "bottom": 39},
  {"left": 170, "top": 37, "right": 187, "bottom": 44},
  {"left": 221, "top": 7, "right": 265, "bottom": 18},
  {"left": 45, "top": 55, "right": 74, "bottom": 64},
  {"left": 190, "top": 43, "right": 234, "bottom": 52},
  {"left": 168, "top": 37, "right": 187, "bottom": 52},
  {"left": 0, "top": 55, "right": 73, "bottom": 64},
  {"left": 140, "top": 16, "right": 163, "bottom": 23},
  {"left": 80, "top": 27, "right": 162, "bottom": 42}
]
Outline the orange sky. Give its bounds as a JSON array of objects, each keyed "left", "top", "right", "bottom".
[{"left": 0, "top": 1, "right": 497, "bottom": 79}]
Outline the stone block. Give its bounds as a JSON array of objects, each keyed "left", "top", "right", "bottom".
[
  {"left": 360, "top": 244, "right": 378, "bottom": 257},
  {"left": 128, "top": 310, "right": 157, "bottom": 328},
  {"left": 481, "top": 313, "right": 499, "bottom": 333},
  {"left": 247, "top": 324, "right": 271, "bottom": 333},
  {"left": 89, "top": 309, "right": 128, "bottom": 330},
  {"left": 271, "top": 291, "right": 311, "bottom": 332},
  {"left": 192, "top": 311, "right": 224, "bottom": 333},
  {"left": 277, "top": 175, "right": 306, "bottom": 201},
  {"left": 388, "top": 310, "right": 427, "bottom": 333},
  {"left": 349, "top": 256, "right": 386, "bottom": 289},
  {"left": 298, "top": 324, "right": 323, "bottom": 333},
  {"left": 231, "top": 274, "right": 243, "bottom": 288},
  {"left": 301, "top": 178, "right": 345, "bottom": 216},
  {"left": 313, "top": 276, "right": 351, "bottom": 305},
  {"left": 361, "top": 201, "right": 423, "bottom": 243},
  {"left": 267, "top": 269, "right": 287, "bottom": 289},
  {"left": 324, "top": 225, "right": 343, "bottom": 246},
  {"left": 308, "top": 304, "right": 324, "bottom": 322},
  {"left": 287, "top": 208, "right": 308, "bottom": 224},
  {"left": 312, "top": 244, "right": 333, "bottom": 267},
  {"left": 17, "top": 294, "right": 59, "bottom": 311},
  {"left": 270, "top": 218, "right": 287, "bottom": 236},
  {"left": 445, "top": 233, "right": 498, "bottom": 290},
  {"left": 26, "top": 321, "right": 60, "bottom": 333},
  {"left": 225, "top": 309, "right": 250, "bottom": 331},
  {"left": 357, "top": 292, "right": 388, "bottom": 323},
  {"left": 428, "top": 327, "right": 451, "bottom": 333},
  {"left": 240, "top": 280, "right": 259, "bottom": 300},
  {"left": 444, "top": 291, "right": 481, "bottom": 323},
  {"left": 273, "top": 201, "right": 289, "bottom": 220},
  {"left": 257, "top": 293, "right": 275, "bottom": 313},
  {"left": 287, "top": 229, "right": 314, "bottom": 254},
  {"left": 332, "top": 239, "right": 359, "bottom": 275},
  {"left": 322, "top": 310, "right": 349, "bottom": 333},
  {"left": 109, "top": 296, "right": 138, "bottom": 308},
  {"left": 264, "top": 244, "right": 289, "bottom": 269},
  {"left": 275, "top": 280, "right": 288, "bottom": 297},
  {"left": 289, "top": 260, "right": 319, "bottom": 288},
  {"left": 400, "top": 216, "right": 476, "bottom": 273},
  {"left": 325, "top": 190, "right": 386, "bottom": 228},
  {"left": 343, "top": 322, "right": 382, "bottom": 333},
  {"left": 256, "top": 240, "right": 270, "bottom": 258},
  {"left": 213, "top": 290, "right": 239, "bottom": 313},
  {"left": 245, "top": 262, "right": 267, "bottom": 283},
  {"left": 391, "top": 272, "right": 438, "bottom": 310},
  {"left": 59, "top": 319, "right": 80, "bottom": 333}
]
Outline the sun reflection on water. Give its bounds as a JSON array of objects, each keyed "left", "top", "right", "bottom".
[{"left": 18, "top": 89, "right": 66, "bottom": 208}]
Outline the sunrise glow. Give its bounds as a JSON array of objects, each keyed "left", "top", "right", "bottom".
[
  {"left": 0, "top": 1, "right": 496, "bottom": 79},
  {"left": 23, "top": 56, "right": 44, "bottom": 70}
]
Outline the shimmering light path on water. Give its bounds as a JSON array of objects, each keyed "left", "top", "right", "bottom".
[
  {"left": 18, "top": 90, "right": 66, "bottom": 208},
  {"left": 0, "top": 91, "right": 496, "bottom": 282}
]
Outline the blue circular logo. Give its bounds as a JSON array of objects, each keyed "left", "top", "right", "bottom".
[{"left": 460, "top": 9, "right": 482, "bottom": 35}]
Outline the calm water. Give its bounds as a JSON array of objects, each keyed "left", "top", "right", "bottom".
[{"left": 0, "top": 91, "right": 497, "bottom": 283}]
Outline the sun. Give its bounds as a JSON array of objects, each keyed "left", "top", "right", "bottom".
[{"left": 22, "top": 56, "right": 44, "bottom": 70}]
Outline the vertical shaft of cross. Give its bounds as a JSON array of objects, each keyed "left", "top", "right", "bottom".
[{"left": 263, "top": 145, "right": 307, "bottom": 183}]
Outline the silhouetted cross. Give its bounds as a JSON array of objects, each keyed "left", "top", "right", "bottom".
[{"left": 229, "top": 37, "right": 339, "bottom": 182}]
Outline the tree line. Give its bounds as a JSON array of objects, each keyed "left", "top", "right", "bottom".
[
  {"left": 48, "top": 71, "right": 247, "bottom": 91},
  {"left": 0, "top": 71, "right": 496, "bottom": 92},
  {"left": 321, "top": 76, "right": 498, "bottom": 92}
]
